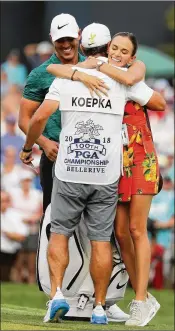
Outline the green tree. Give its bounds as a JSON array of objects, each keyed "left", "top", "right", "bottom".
[
  {"left": 158, "top": 4, "right": 174, "bottom": 58},
  {"left": 165, "top": 4, "right": 175, "bottom": 31}
]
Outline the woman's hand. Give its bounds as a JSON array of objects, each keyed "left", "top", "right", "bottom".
[
  {"left": 80, "top": 57, "right": 99, "bottom": 69},
  {"left": 74, "top": 71, "right": 110, "bottom": 98}
]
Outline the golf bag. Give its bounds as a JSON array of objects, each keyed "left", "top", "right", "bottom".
[{"left": 37, "top": 204, "right": 129, "bottom": 318}]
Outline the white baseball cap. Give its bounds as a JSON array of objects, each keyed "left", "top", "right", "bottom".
[
  {"left": 36, "top": 41, "right": 53, "bottom": 55},
  {"left": 50, "top": 13, "right": 79, "bottom": 42},
  {"left": 81, "top": 23, "right": 111, "bottom": 48}
]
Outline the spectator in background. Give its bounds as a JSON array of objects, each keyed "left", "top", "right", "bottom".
[
  {"left": 153, "top": 79, "right": 174, "bottom": 106},
  {"left": 9, "top": 170, "right": 43, "bottom": 283},
  {"left": 1, "top": 114, "right": 25, "bottom": 163},
  {"left": 1, "top": 190, "right": 28, "bottom": 282},
  {"left": 149, "top": 176, "right": 174, "bottom": 284},
  {"left": 147, "top": 219, "right": 165, "bottom": 290},
  {"left": 164, "top": 154, "right": 174, "bottom": 183},
  {"left": 1, "top": 69, "right": 12, "bottom": 97},
  {"left": 1, "top": 146, "right": 24, "bottom": 191},
  {"left": 1, "top": 85, "right": 23, "bottom": 118},
  {"left": 1, "top": 49, "right": 27, "bottom": 87},
  {"left": 148, "top": 78, "right": 174, "bottom": 156},
  {"left": 36, "top": 41, "right": 54, "bottom": 64},
  {"left": 24, "top": 41, "right": 53, "bottom": 69}
]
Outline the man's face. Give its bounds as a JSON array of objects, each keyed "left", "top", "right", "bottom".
[
  {"left": 54, "top": 36, "right": 80, "bottom": 63},
  {"left": 21, "top": 178, "right": 32, "bottom": 190},
  {"left": 6, "top": 121, "right": 16, "bottom": 134}
]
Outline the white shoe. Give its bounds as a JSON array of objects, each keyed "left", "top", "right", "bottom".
[
  {"left": 43, "top": 288, "right": 70, "bottom": 323},
  {"left": 125, "top": 299, "right": 156, "bottom": 326},
  {"left": 106, "top": 304, "right": 130, "bottom": 322},
  {"left": 147, "top": 292, "right": 160, "bottom": 316},
  {"left": 90, "top": 304, "right": 108, "bottom": 324}
]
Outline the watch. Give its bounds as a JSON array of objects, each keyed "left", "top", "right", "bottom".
[
  {"left": 96, "top": 60, "right": 104, "bottom": 71},
  {"left": 22, "top": 146, "right": 32, "bottom": 153}
]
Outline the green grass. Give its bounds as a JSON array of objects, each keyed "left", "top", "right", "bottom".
[{"left": 1, "top": 283, "right": 174, "bottom": 330}]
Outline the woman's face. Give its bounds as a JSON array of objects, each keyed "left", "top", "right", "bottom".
[{"left": 108, "top": 35, "right": 136, "bottom": 67}]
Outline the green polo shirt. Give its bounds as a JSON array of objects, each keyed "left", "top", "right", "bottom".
[{"left": 23, "top": 53, "right": 85, "bottom": 142}]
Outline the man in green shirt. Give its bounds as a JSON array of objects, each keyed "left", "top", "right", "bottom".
[{"left": 19, "top": 13, "right": 85, "bottom": 212}]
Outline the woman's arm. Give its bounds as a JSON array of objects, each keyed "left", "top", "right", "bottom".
[
  {"left": 47, "top": 58, "right": 146, "bottom": 88},
  {"left": 99, "top": 60, "right": 146, "bottom": 86},
  {"left": 47, "top": 58, "right": 99, "bottom": 78},
  {"left": 47, "top": 64, "right": 77, "bottom": 79},
  {"left": 47, "top": 64, "right": 109, "bottom": 98}
]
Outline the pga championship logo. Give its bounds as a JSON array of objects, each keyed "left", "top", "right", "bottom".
[{"left": 67, "top": 119, "right": 106, "bottom": 159}]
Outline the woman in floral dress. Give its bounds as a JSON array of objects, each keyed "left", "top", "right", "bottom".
[
  {"left": 79, "top": 32, "right": 164, "bottom": 310},
  {"left": 79, "top": 32, "right": 164, "bottom": 321},
  {"left": 100, "top": 33, "right": 164, "bottom": 321}
]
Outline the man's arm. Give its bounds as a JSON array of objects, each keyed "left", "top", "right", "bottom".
[
  {"left": 19, "top": 70, "right": 59, "bottom": 161},
  {"left": 20, "top": 99, "right": 59, "bottom": 164},
  {"left": 19, "top": 97, "right": 47, "bottom": 147},
  {"left": 127, "top": 81, "right": 166, "bottom": 111},
  {"left": 24, "top": 100, "right": 59, "bottom": 150}
]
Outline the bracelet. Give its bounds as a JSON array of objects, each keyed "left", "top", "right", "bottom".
[
  {"left": 22, "top": 146, "right": 32, "bottom": 153},
  {"left": 71, "top": 69, "right": 78, "bottom": 81}
]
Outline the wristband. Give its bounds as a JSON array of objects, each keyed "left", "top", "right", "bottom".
[
  {"left": 71, "top": 69, "right": 78, "bottom": 81},
  {"left": 22, "top": 146, "right": 32, "bottom": 153}
]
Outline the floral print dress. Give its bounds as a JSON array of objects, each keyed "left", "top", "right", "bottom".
[{"left": 118, "top": 101, "right": 161, "bottom": 202}]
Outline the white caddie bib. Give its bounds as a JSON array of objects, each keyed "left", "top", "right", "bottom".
[
  {"left": 55, "top": 80, "right": 125, "bottom": 185},
  {"left": 46, "top": 65, "right": 153, "bottom": 185}
]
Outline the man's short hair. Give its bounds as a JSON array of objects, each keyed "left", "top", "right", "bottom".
[{"left": 82, "top": 44, "right": 108, "bottom": 57}]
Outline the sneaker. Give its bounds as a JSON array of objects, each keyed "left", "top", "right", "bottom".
[
  {"left": 43, "top": 289, "right": 70, "bottom": 323},
  {"left": 125, "top": 299, "right": 156, "bottom": 326},
  {"left": 90, "top": 304, "right": 108, "bottom": 324},
  {"left": 106, "top": 304, "right": 130, "bottom": 322},
  {"left": 147, "top": 292, "right": 160, "bottom": 316}
]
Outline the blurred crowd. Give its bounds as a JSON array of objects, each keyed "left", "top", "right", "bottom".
[{"left": 1, "top": 42, "right": 174, "bottom": 289}]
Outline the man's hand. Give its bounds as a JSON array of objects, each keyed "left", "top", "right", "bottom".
[
  {"left": 19, "top": 149, "right": 34, "bottom": 164},
  {"left": 42, "top": 140, "right": 59, "bottom": 162}
]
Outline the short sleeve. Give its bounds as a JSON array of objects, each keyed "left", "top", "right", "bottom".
[
  {"left": 23, "top": 70, "right": 46, "bottom": 102},
  {"left": 45, "top": 78, "right": 61, "bottom": 102},
  {"left": 126, "top": 81, "right": 154, "bottom": 106}
]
